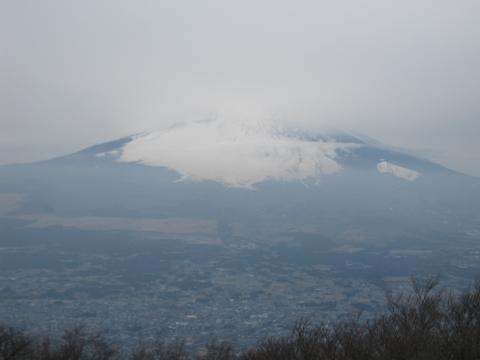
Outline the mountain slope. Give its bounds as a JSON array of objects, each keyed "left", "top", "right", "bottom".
[{"left": 0, "top": 121, "right": 478, "bottom": 247}]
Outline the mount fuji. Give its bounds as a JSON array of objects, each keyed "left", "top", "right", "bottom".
[{"left": 0, "top": 119, "right": 479, "bottom": 246}]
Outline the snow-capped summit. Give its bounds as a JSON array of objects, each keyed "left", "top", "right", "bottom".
[
  {"left": 56, "top": 118, "right": 452, "bottom": 188},
  {"left": 118, "top": 119, "right": 361, "bottom": 188}
]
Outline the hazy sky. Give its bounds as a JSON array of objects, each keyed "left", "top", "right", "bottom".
[{"left": 1, "top": 0, "right": 479, "bottom": 175}]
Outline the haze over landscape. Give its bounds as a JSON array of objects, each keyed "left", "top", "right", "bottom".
[{"left": 1, "top": 1, "right": 480, "bottom": 358}]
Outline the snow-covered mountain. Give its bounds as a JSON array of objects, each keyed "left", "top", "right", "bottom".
[
  {"left": 0, "top": 120, "right": 478, "bottom": 246},
  {"left": 63, "top": 119, "right": 449, "bottom": 186}
]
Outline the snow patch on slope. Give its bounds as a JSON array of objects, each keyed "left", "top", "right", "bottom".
[
  {"left": 119, "top": 119, "right": 360, "bottom": 188},
  {"left": 95, "top": 150, "right": 120, "bottom": 158},
  {"left": 377, "top": 161, "right": 420, "bottom": 181}
]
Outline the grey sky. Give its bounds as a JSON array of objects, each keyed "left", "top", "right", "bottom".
[{"left": 1, "top": 0, "right": 479, "bottom": 175}]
